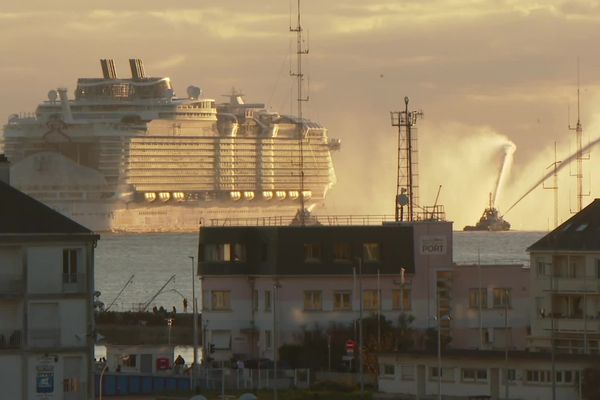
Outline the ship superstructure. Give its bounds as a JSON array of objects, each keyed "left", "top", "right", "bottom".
[{"left": 1, "top": 59, "right": 340, "bottom": 231}]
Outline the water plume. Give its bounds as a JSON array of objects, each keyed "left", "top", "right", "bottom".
[
  {"left": 492, "top": 141, "right": 516, "bottom": 208},
  {"left": 503, "top": 135, "right": 600, "bottom": 217}
]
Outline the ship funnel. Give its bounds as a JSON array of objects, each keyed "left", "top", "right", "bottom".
[
  {"left": 100, "top": 59, "right": 117, "bottom": 79},
  {"left": 0, "top": 154, "right": 10, "bottom": 186},
  {"left": 129, "top": 58, "right": 146, "bottom": 80},
  {"left": 57, "top": 88, "right": 74, "bottom": 123}
]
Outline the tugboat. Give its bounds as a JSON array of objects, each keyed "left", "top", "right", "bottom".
[{"left": 463, "top": 193, "right": 511, "bottom": 231}]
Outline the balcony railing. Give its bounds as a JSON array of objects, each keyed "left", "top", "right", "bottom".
[
  {"left": 0, "top": 329, "right": 22, "bottom": 349},
  {"left": 29, "top": 328, "right": 60, "bottom": 348},
  {"left": 62, "top": 273, "right": 87, "bottom": 293},
  {"left": 0, "top": 274, "right": 24, "bottom": 295}
]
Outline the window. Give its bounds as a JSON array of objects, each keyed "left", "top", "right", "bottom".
[
  {"left": 493, "top": 288, "right": 511, "bottom": 308},
  {"left": 430, "top": 367, "right": 455, "bottom": 381},
  {"left": 469, "top": 288, "right": 487, "bottom": 308},
  {"left": 253, "top": 290, "right": 258, "bottom": 312},
  {"left": 506, "top": 369, "right": 516, "bottom": 382},
  {"left": 304, "top": 243, "right": 322, "bottom": 262},
  {"left": 334, "top": 291, "right": 352, "bottom": 310},
  {"left": 122, "top": 354, "right": 137, "bottom": 367},
  {"left": 265, "top": 330, "right": 272, "bottom": 348},
  {"left": 62, "top": 249, "right": 79, "bottom": 283},
  {"left": 362, "top": 243, "right": 381, "bottom": 262},
  {"left": 211, "top": 291, "right": 231, "bottom": 310},
  {"left": 264, "top": 290, "right": 272, "bottom": 312},
  {"left": 526, "top": 370, "right": 552, "bottom": 383},
  {"left": 304, "top": 291, "right": 322, "bottom": 311},
  {"left": 392, "top": 288, "right": 412, "bottom": 311},
  {"left": 363, "top": 290, "right": 379, "bottom": 310},
  {"left": 400, "top": 365, "right": 415, "bottom": 380},
  {"left": 202, "top": 243, "right": 246, "bottom": 262},
  {"left": 333, "top": 242, "right": 352, "bottom": 262},
  {"left": 462, "top": 368, "right": 488, "bottom": 382},
  {"left": 63, "top": 378, "right": 80, "bottom": 393},
  {"left": 382, "top": 364, "right": 395, "bottom": 376}
]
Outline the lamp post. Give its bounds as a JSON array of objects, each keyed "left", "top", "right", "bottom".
[
  {"left": 504, "top": 288, "right": 509, "bottom": 400},
  {"left": 434, "top": 294, "right": 450, "bottom": 400},
  {"left": 189, "top": 255, "right": 198, "bottom": 392},
  {"left": 273, "top": 280, "right": 281, "bottom": 400},
  {"left": 357, "top": 257, "right": 364, "bottom": 399},
  {"left": 99, "top": 363, "right": 108, "bottom": 400}
]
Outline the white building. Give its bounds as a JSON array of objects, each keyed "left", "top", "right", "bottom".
[
  {"left": 527, "top": 199, "right": 600, "bottom": 354},
  {"left": 0, "top": 155, "right": 99, "bottom": 400}
]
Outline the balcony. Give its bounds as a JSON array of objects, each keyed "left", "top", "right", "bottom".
[
  {"left": 62, "top": 273, "right": 86, "bottom": 293},
  {"left": 0, "top": 274, "right": 24, "bottom": 296},
  {"left": 0, "top": 329, "right": 22, "bottom": 349},
  {"left": 29, "top": 328, "right": 60, "bottom": 348},
  {"left": 536, "top": 316, "right": 600, "bottom": 333}
]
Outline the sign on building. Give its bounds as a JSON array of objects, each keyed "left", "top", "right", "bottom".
[{"left": 420, "top": 236, "right": 447, "bottom": 255}]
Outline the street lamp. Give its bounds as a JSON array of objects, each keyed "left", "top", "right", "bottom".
[
  {"left": 433, "top": 299, "right": 450, "bottom": 400},
  {"left": 189, "top": 255, "right": 198, "bottom": 391}
]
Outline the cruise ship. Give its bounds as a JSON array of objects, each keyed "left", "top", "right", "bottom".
[{"left": 1, "top": 59, "right": 340, "bottom": 231}]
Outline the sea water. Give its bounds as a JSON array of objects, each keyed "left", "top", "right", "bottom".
[{"left": 94, "top": 231, "right": 546, "bottom": 310}]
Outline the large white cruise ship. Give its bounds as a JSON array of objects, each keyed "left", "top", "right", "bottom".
[{"left": 1, "top": 59, "right": 339, "bottom": 231}]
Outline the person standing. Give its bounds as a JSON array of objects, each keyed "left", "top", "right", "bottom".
[{"left": 183, "top": 298, "right": 188, "bottom": 313}]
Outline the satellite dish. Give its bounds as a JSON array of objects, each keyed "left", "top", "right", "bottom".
[
  {"left": 187, "top": 85, "right": 202, "bottom": 99},
  {"left": 48, "top": 90, "right": 58, "bottom": 102},
  {"left": 397, "top": 193, "right": 409, "bottom": 206}
]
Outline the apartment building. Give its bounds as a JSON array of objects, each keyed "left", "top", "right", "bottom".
[
  {"left": 528, "top": 199, "right": 600, "bottom": 354},
  {"left": 0, "top": 158, "right": 99, "bottom": 400},
  {"left": 198, "top": 220, "right": 452, "bottom": 362}
]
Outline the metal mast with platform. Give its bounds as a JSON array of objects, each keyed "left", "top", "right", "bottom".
[{"left": 390, "top": 97, "right": 423, "bottom": 222}]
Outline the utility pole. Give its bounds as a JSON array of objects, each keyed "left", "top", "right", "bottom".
[
  {"left": 189, "top": 256, "right": 198, "bottom": 392},
  {"left": 504, "top": 288, "right": 509, "bottom": 400}
]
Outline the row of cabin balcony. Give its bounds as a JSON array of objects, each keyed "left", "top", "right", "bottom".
[{"left": 143, "top": 190, "right": 312, "bottom": 202}]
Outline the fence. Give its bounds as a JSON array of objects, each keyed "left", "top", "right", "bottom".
[{"left": 95, "top": 368, "right": 310, "bottom": 396}]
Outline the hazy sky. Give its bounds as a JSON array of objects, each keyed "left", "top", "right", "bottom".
[{"left": 3, "top": 0, "right": 600, "bottom": 230}]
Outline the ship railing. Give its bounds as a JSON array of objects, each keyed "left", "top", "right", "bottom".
[{"left": 202, "top": 214, "right": 447, "bottom": 227}]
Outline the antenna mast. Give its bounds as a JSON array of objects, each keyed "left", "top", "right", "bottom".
[
  {"left": 390, "top": 97, "right": 423, "bottom": 222},
  {"left": 290, "top": 0, "right": 309, "bottom": 224},
  {"left": 543, "top": 142, "right": 561, "bottom": 229},
  {"left": 569, "top": 58, "right": 588, "bottom": 213}
]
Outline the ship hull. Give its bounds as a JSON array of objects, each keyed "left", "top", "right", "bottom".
[{"left": 45, "top": 200, "right": 305, "bottom": 232}]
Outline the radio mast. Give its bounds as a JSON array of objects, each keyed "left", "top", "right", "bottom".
[
  {"left": 290, "top": 0, "right": 309, "bottom": 225},
  {"left": 569, "top": 59, "right": 589, "bottom": 213},
  {"left": 390, "top": 97, "right": 423, "bottom": 222}
]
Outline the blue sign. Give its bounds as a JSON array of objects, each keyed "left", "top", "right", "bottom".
[{"left": 36, "top": 366, "right": 54, "bottom": 394}]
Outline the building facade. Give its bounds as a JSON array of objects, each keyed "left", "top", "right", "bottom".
[
  {"left": 198, "top": 221, "right": 453, "bottom": 362},
  {"left": 0, "top": 162, "right": 99, "bottom": 400},
  {"left": 528, "top": 199, "right": 600, "bottom": 354}
]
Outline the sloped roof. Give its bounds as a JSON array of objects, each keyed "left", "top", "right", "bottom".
[
  {"left": 527, "top": 199, "right": 600, "bottom": 252},
  {"left": 0, "top": 180, "right": 96, "bottom": 236}
]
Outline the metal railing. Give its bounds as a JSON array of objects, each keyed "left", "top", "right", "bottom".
[
  {"left": 194, "top": 367, "right": 310, "bottom": 391},
  {"left": 0, "top": 329, "right": 22, "bottom": 349}
]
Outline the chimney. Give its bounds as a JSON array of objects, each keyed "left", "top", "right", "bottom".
[{"left": 0, "top": 154, "right": 10, "bottom": 185}]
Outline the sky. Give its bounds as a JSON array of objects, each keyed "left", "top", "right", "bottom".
[{"left": 2, "top": 0, "right": 600, "bottom": 230}]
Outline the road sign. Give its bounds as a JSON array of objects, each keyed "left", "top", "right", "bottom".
[{"left": 346, "top": 339, "right": 356, "bottom": 353}]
